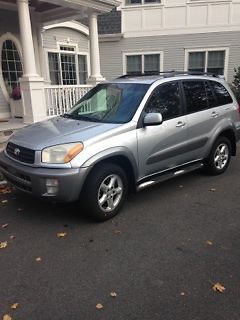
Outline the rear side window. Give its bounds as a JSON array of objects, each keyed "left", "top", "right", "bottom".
[
  {"left": 145, "top": 81, "right": 182, "bottom": 121},
  {"left": 183, "top": 80, "right": 208, "bottom": 113},
  {"left": 210, "top": 81, "right": 233, "bottom": 106},
  {"left": 205, "top": 81, "right": 216, "bottom": 108}
]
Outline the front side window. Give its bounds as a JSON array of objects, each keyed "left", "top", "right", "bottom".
[
  {"left": 188, "top": 50, "right": 226, "bottom": 76},
  {"left": 1, "top": 39, "right": 23, "bottom": 95},
  {"left": 65, "top": 83, "right": 150, "bottom": 124},
  {"left": 126, "top": 53, "right": 160, "bottom": 75},
  {"left": 145, "top": 81, "right": 182, "bottom": 120},
  {"left": 48, "top": 46, "right": 88, "bottom": 85},
  {"left": 183, "top": 81, "right": 208, "bottom": 113}
]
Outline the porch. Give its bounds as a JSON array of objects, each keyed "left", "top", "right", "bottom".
[
  {"left": 0, "top": 0, "right": 119, "bottom": 124},
  {"left": 45, "top": 84, "right": 93, "bottom": 116}
]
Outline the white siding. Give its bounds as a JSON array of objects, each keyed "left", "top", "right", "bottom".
[
  {"left": 122, "top": 0, "right": 240, "bottom": 37},
  {"left": 43, "top": 27, "right": 89, "bottom": 52},
  {"left": 100, "top": 31, "right": 240, "bottom": 82}
]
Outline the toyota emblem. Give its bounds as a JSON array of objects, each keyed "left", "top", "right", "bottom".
[{"left": 14, "top": 148, "right": 20, "bottom": 156}]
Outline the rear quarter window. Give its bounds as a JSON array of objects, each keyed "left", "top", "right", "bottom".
[{"left": 210, "top": 81, "right": 233, "bottom": 106}]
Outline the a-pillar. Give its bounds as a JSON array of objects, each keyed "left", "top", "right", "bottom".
[
  {"left": 17, "top": 0, "right": 47, "bottom": 123},
  {"left": 87, "top": 12, "right": 105, "bottom": 85}
]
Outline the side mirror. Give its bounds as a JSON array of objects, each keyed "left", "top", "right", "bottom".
[{"left": 143, "top": 113, "right": 163, "bottom": 126}]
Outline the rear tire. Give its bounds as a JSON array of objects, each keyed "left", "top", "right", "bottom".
[
  {"left": 81, "top": 163, "right": 128, "bottom": 221},
  {"left": 204, "top": 136, "right": 232, "bottom": 175}
]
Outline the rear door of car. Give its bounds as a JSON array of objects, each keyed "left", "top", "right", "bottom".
[{"left": 181, "top": 79, "right": 221, "bottom": 161}]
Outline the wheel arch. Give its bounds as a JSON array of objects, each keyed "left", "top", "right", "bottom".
[
  {"left": 81, "top": 148, "right": 138, "bottom": 193},
  {"left": 218, "top": 128, "right": 236, "bottom": 156}
]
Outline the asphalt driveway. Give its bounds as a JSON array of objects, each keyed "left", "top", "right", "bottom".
[{"left": 0, "top": 149, "right": 240, "bottom": 320}]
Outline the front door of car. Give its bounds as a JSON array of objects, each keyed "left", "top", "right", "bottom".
[{"left": 136, "top": 81, "right": 189, "bottom": 179}]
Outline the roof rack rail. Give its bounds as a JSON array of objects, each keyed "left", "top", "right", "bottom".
[
  {"left": 117, "top": 71, "right": 175, "bottom": 79},
  {"left": 117, "top": 70, "right": 221, "bottom": 79}
]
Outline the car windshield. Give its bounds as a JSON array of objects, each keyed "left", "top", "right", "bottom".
[{"left": 64, "top": 83, "right": 150, "bottom": 124}]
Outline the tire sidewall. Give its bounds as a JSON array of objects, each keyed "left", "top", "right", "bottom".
[
  {"left": 83, "top": 163, "right": 128, "bottom": 221},
  {"left": 207, "top": 137, "right": 231, "bottom": 175}
]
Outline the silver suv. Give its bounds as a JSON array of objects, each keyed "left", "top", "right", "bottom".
[{"left": 0, "top": 72, "right": 240, "bottom": 221}]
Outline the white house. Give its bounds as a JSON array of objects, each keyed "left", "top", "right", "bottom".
[
  {"left": 99, "top": 0, "right": 240, "bottom": 83},
  {"left": 0, "top": 0, "right": 119, "bottom": 123}
]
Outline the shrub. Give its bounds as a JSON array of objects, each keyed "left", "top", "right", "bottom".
[{"left": 232, "top": 67, "right": 240, "bottom": 103}]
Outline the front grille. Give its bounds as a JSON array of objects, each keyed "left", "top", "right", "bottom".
[{"left": 6, "top": 142, "right": 35, "bottom": 164}]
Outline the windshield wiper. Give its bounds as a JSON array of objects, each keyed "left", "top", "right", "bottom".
[
  {"left": 61, "top": 113, "right": 76, "bottom": 119},
  {"left": 61, "top": 113, "right": 100, "bottom": 122}
]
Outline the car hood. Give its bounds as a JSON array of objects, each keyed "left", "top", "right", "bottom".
[{"left": 10, "top": 116, "right": 122, "bottom": 150}]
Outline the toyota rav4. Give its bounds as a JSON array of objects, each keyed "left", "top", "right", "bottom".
[{"left": 0, "top": 72, "right": 240, "bottom": 221}]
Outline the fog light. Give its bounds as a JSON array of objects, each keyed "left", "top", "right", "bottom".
[{"left": 46, "top": 179, "right": 59, "bottom": 195}]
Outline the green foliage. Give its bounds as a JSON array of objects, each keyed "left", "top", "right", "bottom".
[{"left": 232, "top": 67, "right": 240, "bottom": 103}]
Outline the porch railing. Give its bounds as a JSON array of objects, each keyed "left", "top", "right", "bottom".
[{"left": 45, "top": 85, "right": 93, "bottom": 116}]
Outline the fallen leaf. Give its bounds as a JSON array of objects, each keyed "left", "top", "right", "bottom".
[
  {"left": 110, "top": 292, "right": 117, "bottom": 298},
  {"left": 0, "top": 186, "right": 11, "bottom": 194},
  {"left": 212, "top": 282, "right": 225, "bottom": 293},
  {"left": 1, "top": 223, "right": 8, "bottom": 229},
  {"left": 1, "top": 200, "right": 8, "bottom": 204},
  {"left": 11, "top": 303, "right": 19, "bottom": 309},
  {"left": 36, "top": 257, "right": 42, "bottom": 262},
  {"left": 0, "top": 180, "right": 7, "bottom": 187},
  {"left": 3, "top": 315, "right": 12, "bottom": 320},
  {"left": 113, "top": 230, "right": 121, "bottom": 235},
  {"left": 57, "top": 232, "right": 67, "bottom": 238},
  {"left": 96, "top": 303, "right": 103, "bottom": 309},
  {"left": 206, "top": 240, "right": 213, "bottom": 246},
  {"left": 209, "top": 188, "right": 216, "bottom": 192},
  {"left": 10, "top": 236, "right": 16, "bottom": 240},
  {"left": 0, "top": 241, "right": 7, "bottom": 249}
]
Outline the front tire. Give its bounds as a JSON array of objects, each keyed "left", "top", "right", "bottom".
[
  {"left": 82, "top": 163, "right": 128, "bottom": 221},
  {"left": 204, "top": 136, "right": 232, "bottom": 175}
]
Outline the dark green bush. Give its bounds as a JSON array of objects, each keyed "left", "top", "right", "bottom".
[{"left": 231, "top": 67, "right": 240, "bottom": 103}]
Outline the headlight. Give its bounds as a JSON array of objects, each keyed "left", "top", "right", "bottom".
[{"left": 42, "top": 143, "right": 84, "bottom": 164}]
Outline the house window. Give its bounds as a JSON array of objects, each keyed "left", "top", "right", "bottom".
[
  {"left": 48, "top": 45, "right": 88, "bottom": 85},
  {"left": 1, "top": 39, "right": 23, "bottom": 95},
  {"left": 125, "top": 0, "right": 160, "bottom": 5},
  {"left": 126, "top": 53, "right": 161, "bottom": 75},
  {"left": 188, "top": 50, "right": 226, "bottom": 76}
]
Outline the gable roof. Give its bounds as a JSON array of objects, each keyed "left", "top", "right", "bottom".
[{"left": 79, "top": 8, "right": 121, "bottom": 35}]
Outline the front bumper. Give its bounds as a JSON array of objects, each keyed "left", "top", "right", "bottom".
[{"left": 0, "top": 151, "right": 90, "bottom": 202}]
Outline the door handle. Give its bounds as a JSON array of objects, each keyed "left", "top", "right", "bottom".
[
  {"left": 176, "top": 121, "right": 186, "bottom": 128},
  {"left": 211, "top": 111, "right": 219, "bottom": 118}
]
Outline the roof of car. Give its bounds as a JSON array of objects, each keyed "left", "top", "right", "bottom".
[{"left": 112, "top": 72, "right": 225, "bottom": 85}]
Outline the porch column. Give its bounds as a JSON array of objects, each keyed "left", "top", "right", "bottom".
[
  {"left": 87, "top": 12, "right": 105, "bottom": 84},
  {"left": 17, "top": 0, "right": 47, "bottom": 124},
  {"left": 17, "top": 0, "right": 37, "bottom": 77}
]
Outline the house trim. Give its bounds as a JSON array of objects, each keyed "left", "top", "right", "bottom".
[
  {"left": 184, "top": 46, "right": 229, "bottom": 79},
  {"left": 122, "top": 50, "right": 164, "bottom": 75},
  {"left": 44, "top": 21, "right": 89, "bottom": 36},
  {"left": 45, "top": 41, "right": 90, "bottom": 85}
]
